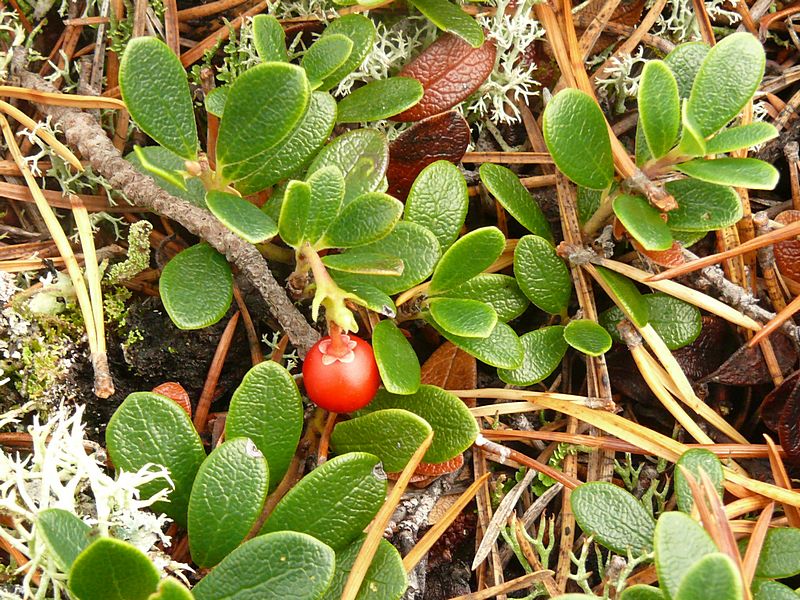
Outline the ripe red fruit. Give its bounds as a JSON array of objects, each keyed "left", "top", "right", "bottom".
[{"left": 302, "top": 333, "right": 380, "bottom": 413}]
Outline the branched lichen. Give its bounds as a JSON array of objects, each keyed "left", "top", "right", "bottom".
[{"left": 106, "top": 220, "right": 152, "bottom": 283}]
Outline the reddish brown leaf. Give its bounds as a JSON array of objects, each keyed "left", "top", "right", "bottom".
[
  {"left": 394, "top": 33, "right": 496, "bottom": 122},
  {"left": 386, "top": 111, "right": 470, "bottom": 199},
  {"left": 672, "top": 316, "right": 729, "bottom": 381},
  {"left": 774, "top": 210, "right": 800, "bottom": 283},
  {"left": 632, "top": 239, "right": 686, "bottom": 268},
  {"left": 779, "top": 382, "right": 800, "bottom": 461},
  {"left": 152, "top": 381, "right": 192, "bottom": 417},
  {"left": 386, "top": 453, "right": 464, "bottom": 481},
  {"left": 421, "top": 341, "right": 478, "bottom": 407},
  {"left": 761, "top": 370, "right": 800, "bottom": 432},
  {"left": 701, "top": 332, "right": 798, "bottom": 386}
]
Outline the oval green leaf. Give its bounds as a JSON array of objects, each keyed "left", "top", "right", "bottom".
[
  {"left": 253, "top": 14, "right": 287, "bottom": 62},
  {"left": 564, "top": 319, "right": 612, "bottom": 356},
  {"left": 638, "top": 61, "right": 680, "bottom": 159},
  {"left": 601, "top": 292, "right": 701, "bottom": 350},
  {"left": 304, "top": 165, "right": 347, "bottom": 245},
  {"left": 188, "top": 438, "right": 269, "bottom": 568},
  {"left": 613, "top": 194, "right": 673, "bottom": 251},
  {"left": 664, "top": 178, "right": 743, "bottom": 232},
  {"left": 405, "top": 160, "right": 469, "bottom": 251},
  {"left": 279, "top": 180, "right": 312, "bottom": 248},
  {"left": 337, "top": 280, "right": 397, "bottom": 318},
  {"left": 207, "top": 190, "right": 278, "bottom": 243},
  {"left": 372, "top": 319, "right": 421, "bottom": 395},
  {"left": 205, "top": 85, "right": 229, "bottom": 117},
  {"left": 225, "top": 361, "right": 304, "bottom": 488},
  {"left": 317, "top": 14, "right": 376, "bottom": 91},
  {"left": 430, "top": 226, "right": 505, "bottom": 294},
  {"left": 69, "top": 538, "right": 159, "bottom": 600},
  {"left": 654, "top": 511, "right": 717, "bottom": 598},
  {"left": 150, "top": 578, "right": 195, "bottom": 600},
  {"left": 755, "top": 528, "right": 800, "bottom": 579},
  {"left": 127, "top": 145, "right": 206, "bottom": 208},
  {"left": 429, "top": 297, "right": 498, "bottom": 338},
  {"left": 444, "top": 273, "right": 529, "bottom": 322},
  {"left": 513, "top": 234, "right": 572, "bottom": 315},
  {"left": 260, "top": 452, "right": 387, "bottom": 550},
  {"left": 301, "top": 34, "right": 353, "bottom": 90},
  {"left": 321, "top": 535, "right": 407, "bottom": 600},
  {"left": 480, "top": 163, "right": 552, "bottom": 241},
  {"left": 620, "top": 585, "right": 666, "bottom": 600},
  {"left": 594, "top": 266, "right": 649, "bottom": 328},
  {"left": 337, "top": 77, "right": 423, "bottom": 123},
  {"left": 106, "top": 392, "right": 206, "bottom": 527},
  {"left": 706, "top": 122, "right": 779, "bottom": 154},
  {"left": 407, "top": 0, "right": 484, "bottom": 47},
  {"left": 752, "top": 580, "right": 800, "bottom": 600},
  {"left": 675, "top": 158, "right": 779, "bottom": 191},
  {"left": 323, "top": 252, "right": 404, "bottom": 276},
  {"left": 36, "top": 508, "right": 92, "bottom": 571},
  {"left": 664, "top": 41, "right": 709, "bottom": 100},
  {"left": 674, "top": 448, "right": 724, "bottom": 514},
  {"left": 498, "top": 325, "right": 567, "bottom": 385},
  {"left": 674, "top": 553, "right": 742, "bottom": 600},
  {"left": 320, "top": 192, "right": 403, "bottom": 249},
  {"left": 436, "top": 320, "right": 524, "bottom": 369},
  {"left": 159, "top": 243, "right": 233, "bottom": 330}
]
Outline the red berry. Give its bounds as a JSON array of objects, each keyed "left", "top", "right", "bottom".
[{"left": 302, "top": 334, "right": 380, "bottom": 413}]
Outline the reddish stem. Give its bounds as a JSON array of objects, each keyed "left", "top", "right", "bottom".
[{"left": 328, "top": 322, "right": 348, "bottom": 357}]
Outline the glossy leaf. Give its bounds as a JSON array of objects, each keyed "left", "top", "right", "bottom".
[
  {"left": 514, "top": 235, "right": 572, "bottom": 315},
  {"left": 301, "top": 34, "right": 353, "bottom": 90},
  {"left": 331, "top": 409, "right": 432, "bottom": 472},
  {"left": 755, "top": 528, "right": 800, "bottom": 579},
  {"left": 674, "top": 553, "right": 742, "bottom": 600},
  {"left": 405, "top": 160, "right": 468, "bottom": 250},
  {"left": 321, "top": 535, "right": 407, "bottom": 600},
  {"left": 119, "top": 37, "right": 197, "bottom": 160},
  {"left": 253, "top": 14, "right": 287, "bottom": 62},
  {"left": 207, "top": 191, "right": 277, "bottom": 243},
  {"left": 323, "top": 252, "right": 404, "bottom": 276},
  {"left": 360, "top": 385, "right": 479, "bottom": 463},
  {"left": 444, "top": 274, "right": 529, "bottom": 322},
  {"left": 106, "top": 392, "right": 206, "bottom": 527},
  {"left": 407, "top": 0, "right": 484, "bottom": 47},
  {"left": 480, "top": 163, "right": 552, "bottom": 241},
  {"left": 639, "top": 61, "right": 680, "bottom": 158},
  {"left": 395, "top": 33, "right": 496, "bottom": 122},
  {"left": 372, "top": 320, "right": 420, "bottom": 395},
  {"left": 675, "top": 158, "right": 779, "bottom": 190},
  {"left": 68, "top": 538, "right": 159, "bottom": 600},
  {"left": 498, "top": 326, "right": 567, "bottom": 385},
  {"left": 317, "top": 14, "right": 376, "bottom": 91},
  {"left": 665, "top": 178, "right": 742, "bottom": 232},
  {"left": 635, "top": 121, "right": 654, "bottom": 167},
  {"left": 564, "top": 319, "right": 612, "bottom": 356},
  {"left": 188, "top": 439, "right": 269, "bottom": 568},
  {"left": 543, "top": 89, "right": 613, "bottom": 190},
  {"left": 192, "top": 532, "right": 335, "bottom": 600},
  {"left": 613, "top": 194, "right": 673, "bottom": 251},
  {"left": 159, "top": 244, "right": 233, "bottom": 330},
  {"left": 337, "top": 280, "right": 397, "bottom": 318},
  {"left": 127, "top": 145, "right": 206, "bottom": 208},
  {"left": 601, "top": 292, "right": 701, "bottom": 350},
  {"left": 36, "top": 509, "right": 92, "bottom": 571},
  {"left": 320, "top": 192, "right": 403, "bottom": 249},
  {"left": 594, "top": 266, "right": 649, "bottom": 328},
  {"left": 577, "top": 186, "right": 603, "bottom": 224},
  {"left": 337, "top": 77, "right": 423, "bottom": 123},
  {"left": 260, "top": 452, "right": 387, "bottom": 550},
  {"left": 664, "top": 41, "right": 709, "bottom": 100},
  {"left": 429, "top": 297, "right": 498, "bottom": 338},
  {"left": 571, "top": 482, "right": 655, "bottom": 555},
  {"left": 435, "top": 321, "right": 524, "bottom": 369},
  {"left": 429, "top": 226, "right": 505, "bottom": 293},
  {"left": 706, "top": 122, "right": 779, "bottom": 154},
  {"left": 654, "top": 511, "right": 717, "bottom": 598},
  {"left": 679, "top": 104, "right": 708, "bottom": 157},
  {"left": 307, "top": 128, "right": 389, "bottom": 205},
  {"left": 687, "top": 32, "right": 765, "bottom": 137},
  {"left": 226, "top": 361, "right": 304, "bottom": 488},
  {"left": 149, "top": 579, "right": 194, "bottom": 600},
  {"left": 216, "top": 63, "right": 310, "bottom": 187},
  {"left": 674, "top": 449, "right": 724, "bottom": 513},
  {"left": 278, "top": 180, "right": 312, "bottom": 247},
  {"left": 304, "top": 165, "right": 346, "bottom": 245}
]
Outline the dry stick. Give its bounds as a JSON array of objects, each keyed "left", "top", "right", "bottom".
[
  {"left": 748, "top": 292, "right": 800, "bottom": 346},
  {"left": 341, "top": 432, "right": 433, "bottom": 600},
  {"left": 179, "top": 2, "right": 267, "bottom": 67},
  {"left": 177, "top": 0, "right": 250, "bottom": 21},
  {"left": 474, "top": 435, "right": 581, "bottom": 489},
  {"left": 14, "top": 61, "right": 321, "bottom": 357},
  {"left": 447, "top": 571, "right": 551, "bottom": 600},
  {"left": 742, "top": 502, "right": 775, "bottom": 588},
  {"left": 763, "top": 435, "right": 800, "bottom": 528},
  {"left": 232, "top": 284, "right": 264, "bottom": 365},
  {"left": 0, "top": 85, "right": 126, "bottom": 109},
  {"left": 193, "top": 311, "right": 240, "bottom": 433},
  {"left": 316, "top": 411, "right": 337, "bottom": 465}
]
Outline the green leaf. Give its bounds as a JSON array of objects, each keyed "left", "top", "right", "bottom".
[
  {"left": 444, "top": 274, "right": 529, "bottom": 322},
  {"left": 620, "top": 586, "right": 666, "bottom": 600},
  {"left": 321, "top": 535, "right": 407, "bottom": 600},
  {"left": 205, "top": 85, "right": 229, "bottom": 117},
  {"left": 317, "top": 14, "right": 376, "bottom": 91},
  {"left": 106, "top": 392, "right": 206, "bottom": 527},
  {"left": 675, "top": 158, "right": 779, "bottom": 190},
  {"left": 498, "top": 326, "right": 567, "bottom": 385},
  {"left": 206, "top": 191, "right": 278, "bottom": 243},
  {"left": 307, "top": 128, "right": 389, "bottom": 205},
  {"left": 513, "top": 235, "right": 572, "bottom": 315},
  {"left": 635, "top": 121, "right": 654, "bottom": 167},
  {"left": 148, "top": 578, "right": 195, "bottom": 600},
  {"left": 638, "top": 61, "right": 680, "bottom": 158},
  {"left": 429, "top": 297, "right": 497, "bottom": 338},
  {"left": 192, "top": 532, "right": 335, "bottom": 600},
  {"left": 217, "top": 63, "right": 310, "bottom": 188},
  {"left": 372, "top": 320, "right": 420, "bottom": 395},
  {"left": 706, "top": 122, "right": 779, "bottom": 154},
  {"left": 674, "top": 448, "right": 724, "bottom": 513},
  {"left": 594, "top": 266, "right": 649, "bottom": 328},
  {"left": 429, "top": 227, "right": 505, "bottom": 294},
  {"left": 756, "top": 528, "right": 800, "bottom": 579},
  {"left": 679, "top": 103, "right": 708, "bottom": 157},
  {"left": 159, "top": 243, "right": 233, "bottom": 330},
  {"left": 332, "top": 222, "right": 441, "bottom": 295},
  {"left": 687, "top": 32, "right": 765, "bottom": 137},
  {"left": 601, "top": 293, "right": 701, "bottom": 350},
  {"left": 320, "top": 192, "right": 403, "bottom": 249},
  {"left": 260, "top": 452, "right": 387, "bottom": 550},
  {"left": 119, "top": 37, "right": 197, "bottom": 160},
  {"left": 233, "top": 91, "right": 338, "bottom": 195},
  {"left": 436, "top": 321, "right": 524, "bottom": 369},
  {"left": 543, "top": 89, "right": 613, "bottom": 190},
  {"left": 304, "top": 165, "right": 347, "bottom": 245},
  {"left": 665, "top": 178, "right": 743, "bottom": 232},
  {"left": 127, "top": 145, "right": 206, "bottom": 208},
  {"left": 36, "top": 508, "right": 92, "bottom": 571},
  {"left": 654, "top": 511, "right": 717, "bottom": 598},
  {"left": 360, "top": 385, "right": 479, "bottom": 463},
  {"left": 188, "top": 438, "right": 269, "bottom": 568},
  {"left": 301, "top": 34, "right": 354, "bottom": 90},
  {"left": 337, "top": 77, "right": 423, "bottom": 123},
  {"left": 407, "top": 0, "right": 484, "bottom": 47},
  {"left": 563, "top": 319, "right": 612, "bottom": 356},
  {"left": 69, "top": 538, "right": 160, "bottom": 600},
  {"left": 664, "top": 41, "right": 709, "bottom": 100},
  {"left": 323, "top": 252, "right": 404, "bottom": 276},
  {"left": 337, "top": 280, "right": 397, "bottom": 318},
  {"left": 252, "top": 14, "right": 287, "bottom": 62},
  {"left": 612, "top": 194, "right": 673, "bottom": 251},
  {"left": 405, "top": 160, "right": 469, "bottom": 251},
  {"left": 226, "top": 361, "right": 304, "bottom": 488},
  {"left": 279, "top": 180, "right": 312, "bottom": 247},
  {"left": 752, "top": 580, "right": 800, "bottom": 600},
  {"left": 571, "top": 482, "right": 655, "bottom": 555},
  {"left": 675, "top": 553, "right": 742, "bottom": 600},
  {"left": 331, "top": 409, "right": 433, "bottom": 472},
  {"left": 577, "top": 186, "right": 603, "bottom": 224},
  {"left": 479, "top": 163, "right": 552, "bottom": 241}
]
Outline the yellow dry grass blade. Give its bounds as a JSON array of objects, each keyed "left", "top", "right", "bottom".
[{"left": 0, "top": 85, "right": 127, "bottom": 110}]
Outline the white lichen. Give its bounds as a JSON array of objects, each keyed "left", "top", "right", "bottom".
[{"left": 649, "top": 0, "right": 741, "bottom": 43}]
